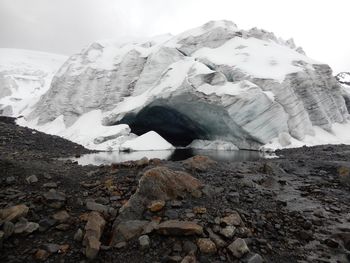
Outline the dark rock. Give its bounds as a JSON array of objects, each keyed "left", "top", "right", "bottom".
[
  {"left": 183, "top": 240, "right": 198, "bottom": 254},
  {"left": 74, "top": 228, "right": 83, "bottom": 242},
  {"left": 183, "top": 155, "right": 217, "bottom": 172},
  {"left": 3, "top": 221, "right": 15, "bottom": 238}
]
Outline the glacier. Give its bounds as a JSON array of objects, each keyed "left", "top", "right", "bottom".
[
  {"left": 0, "top": 49, "right": 67, "bottom": 117},
  {"left": 2, "top": 20, "right": 350, "bottom": 151}
]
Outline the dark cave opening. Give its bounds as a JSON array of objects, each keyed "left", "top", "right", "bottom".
[{"left": 117, "top": 105, "right": 209, "bottom": 146}]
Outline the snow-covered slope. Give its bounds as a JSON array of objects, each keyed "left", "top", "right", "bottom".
[
  {"left": 0, "top": 49, "right": 67, "bottom": 116},
  {"left": 20, "top": 21, "right": 350, "bottom": 151}
]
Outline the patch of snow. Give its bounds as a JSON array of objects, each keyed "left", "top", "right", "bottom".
[
  {"left": 120, "top": 131, "right": 174, "bottom": 152},
  {"left": 263, "top": 122, "right": 350, "bottom": 150},
  {"left": 68, "top": 150, "right": 174, "bottom": 166},
  {"left": 193, "top": 37, "right": 319, "bottom": 82},
  {"left": 18, "top": 110, "right": 131, "bottom": 151}
]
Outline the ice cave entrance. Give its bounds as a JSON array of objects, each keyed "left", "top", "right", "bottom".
[{"left": 118, "top": 105, "right": 209, "bottom": 147}]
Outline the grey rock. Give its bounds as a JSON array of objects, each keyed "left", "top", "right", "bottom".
[
  {"left": 86, "top": 201, "right": 109, "bottom": 214},
  {"left": 138, "top": 235, "right": 150, "bottom": 250},
  {"left": 220, "top": 225, "right": 236, "bottom": 238},
  {"left": 14, "top": 218, "right": 39, "bottom": 234},
  {"left": 44, "top": 243, "right": 60, "bottom": 253},
  {"left": 207, "top": 228, "right": 226, "bottom": 248},
  {"left": 74, "top": 228, "right": 83, "bottom": 242},
  {"left": 246, "top": 253, "right": 264, "bottom": 263},
  {"left": 228, "top": 238, "right": 250, "bottom": 258},
  {"left": 52, "top": 210, "right": 70, "bottom": 223},
  {"left": 43, "top": 182, "right": 58, "bottom": 188},
  {"left": 3, "top": 221, "right": 15, "bottom": 238},
  {"left": 43, "top": 189, "right": 66, "bottom": 202},
  {"left": 5, "top": 176, "right": 15, "bottom": 185},
  {"left": 112, "top": 220, "right": 148, "bottom": 243},
  {"left": 183, "top": 240, "right": 198, "bottom": 254},
  {"left": 26, "top": 175, "right": 38, "bottom": 184}
]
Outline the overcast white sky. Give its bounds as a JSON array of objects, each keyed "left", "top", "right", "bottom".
[{"left": 0, "top": 0, "right": 349, "bottom": 72}]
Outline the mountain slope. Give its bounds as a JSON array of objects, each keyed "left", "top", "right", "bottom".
[
  {"left": 0, "top": 48, "right": 67, "bottom": 117},
  {"left": 21, "top": 21, "right": 350, "bottom": 150}
]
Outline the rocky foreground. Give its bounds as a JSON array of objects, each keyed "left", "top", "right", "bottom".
[{"left": 1, "top": 118, "right": 350, "bottom": 263}]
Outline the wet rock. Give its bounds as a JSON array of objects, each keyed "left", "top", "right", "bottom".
[
  {"left": 86, "top": 201, "right": 109, "bottom": 214},
  {"left": 52, "top": 210, "right": 70, "bottom": 223},
  {"left": 221, "top": 211, "right": 243, "bottom": 226},
  {"left": 83, "top": 211, "right": 106, "bottom": 260},
  {"left": 43, "top": 189, "right": 66, "bottom": 202},
  {"left": 197, "top": 238, "right": 217, "bottom": 254},
  {"left": 0, "top": 204, "right": 29, "bottom": 223},
  {"left": 139, "top": 235, "right": 150, "bottom": 250},
  {"left": 26, "top": 174, "right": 38, "bottom": 184},
  {"left": 220, "top": 225, "right": 236, "bottom": 238},
  {"left": 112, "top": 220, "right": 149, "bottom": 243},
  {"left": 183, "top": 155, "right": 217, "bottom": 172},
  {"left": 157, "top": 220, "right": 203, "bottom": 236},
  {"left": 228, "top": 238, "right": 250, "bottom": 258},
  {"left": 2, "top": 221, "right": 14, "bottom": 239},
  {"left": 74, "top": 228, "right": 83, "bottom": 242},
  {"left": 148, "top": 200, "right": 165, "bottom": 212}
]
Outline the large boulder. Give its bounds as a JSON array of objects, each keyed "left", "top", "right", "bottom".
[{"left": 110, "top": 166, "right": 203, "bottom": 245}]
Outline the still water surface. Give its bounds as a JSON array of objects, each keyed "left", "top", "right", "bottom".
[{"left": 70, "top": 148, "right": 276, "bottom": 166}]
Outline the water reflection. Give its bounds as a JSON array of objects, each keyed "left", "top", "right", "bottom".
[{"left": 69, "top": 148, "right": 276, "bottom": 166}]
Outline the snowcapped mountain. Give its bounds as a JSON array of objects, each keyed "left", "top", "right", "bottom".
[
  {"left": 16, "top": 20, "right": 350, "bottom": 150},
  {"left": 0, "top": 49, "right": 67, "bottom": 117}
]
